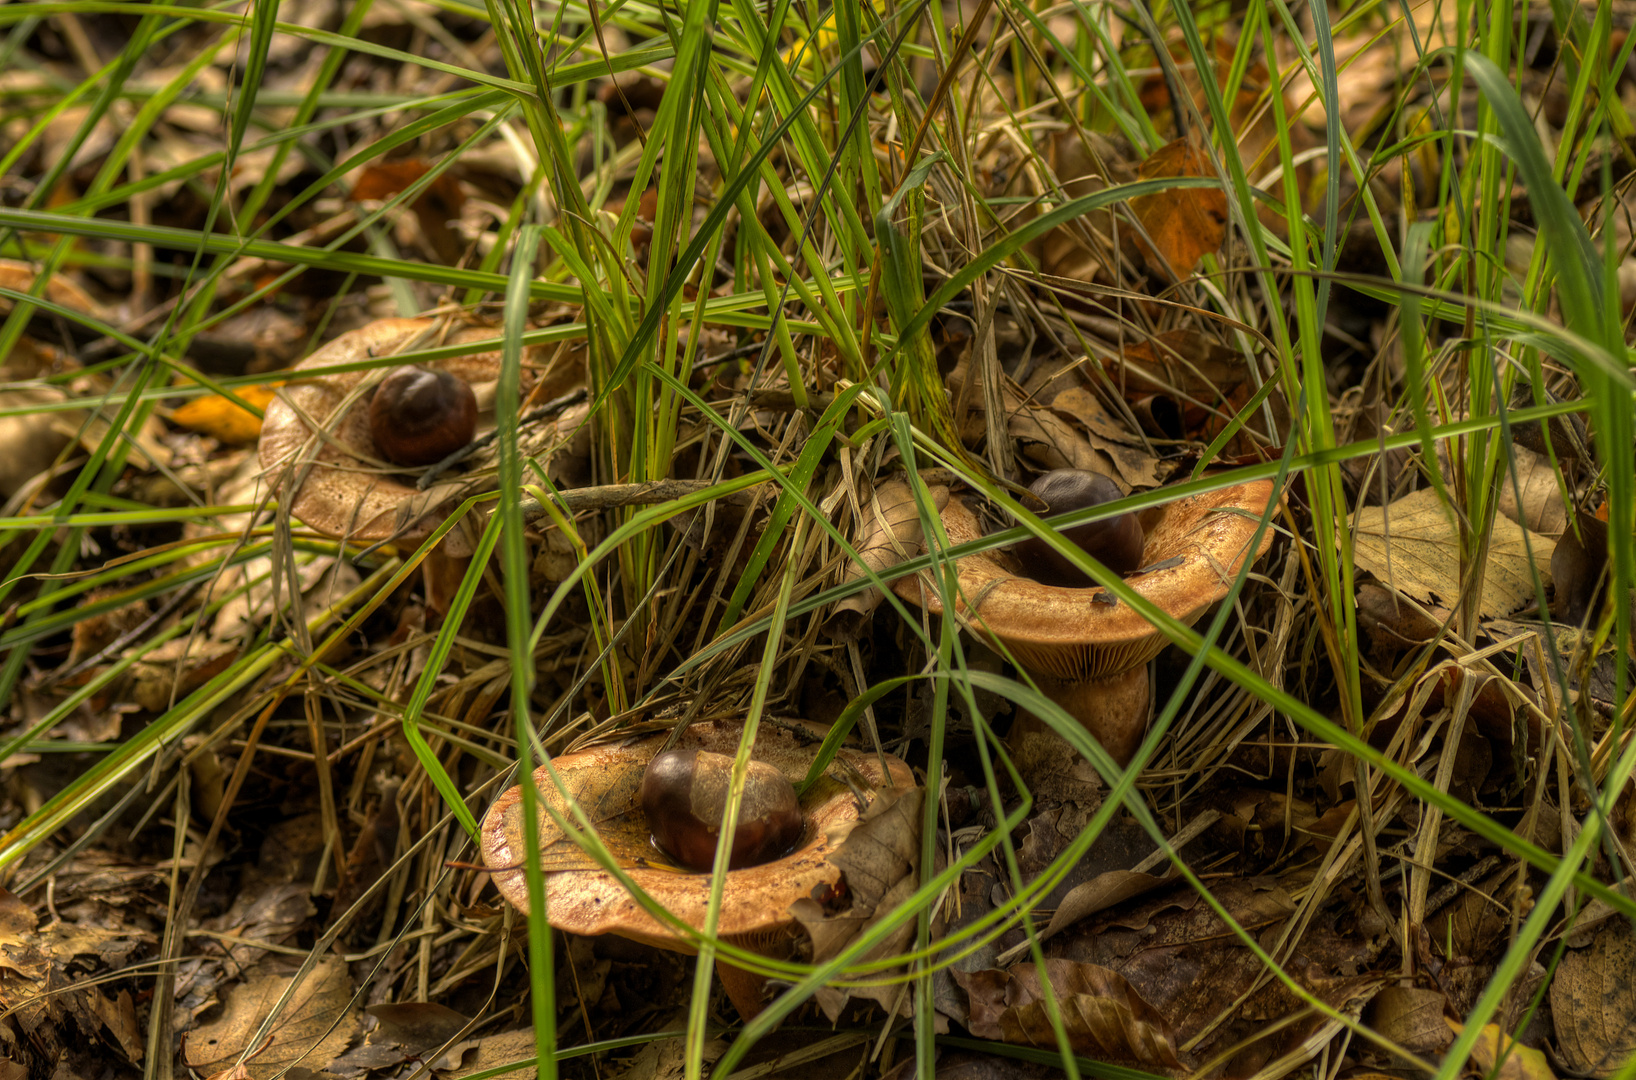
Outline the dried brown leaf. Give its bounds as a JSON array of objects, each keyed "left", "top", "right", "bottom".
[
  {"left": 1043, "top": 870, "right": 1171, "bottom": 940},
  {"left": 826, "top": 482, "right": 950, "bottom": 639},
  {"left": 1551, "top": 916, "right": 1636, "bottom": 1077},
  {"left": 791, "top": 786, "right": 929, "bottom": 1021},
  {"left": 1366, "top": 986, "right": 1451, "bottom": 1055},
  {"left": 1129, "top": 140, "right": 1227, "bottom": 276},
  {"left": 954, "top": 959, "right": 1182, "bottom": 1068},
  {"left": 183, "top": 957, "right": 359, "bottom": 1079},
  {"left": 1353, "top": 487, "right": 1555, "bottom": 619}
]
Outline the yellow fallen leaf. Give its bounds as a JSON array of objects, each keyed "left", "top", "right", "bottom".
[
  {"left": 1352, "top": 486, "right": 1555, "bottom": 619},
  {"left": 171, "top": 385, "right": 278, "bottom": 445},
  {"left": 1447, "top": 1020, "right": 1558, "bottom": 1080}
]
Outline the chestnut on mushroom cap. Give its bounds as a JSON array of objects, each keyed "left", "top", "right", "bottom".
[
  {"left": 258, "top": 318, "right": 589, "bottom": 559},
  {"left": 1010, "top": 470, "right": 1144, "bottom": 586},
  {"left": 368, "top": 365, "right": 478, "bottom": 467},
  {"left": 893, "top": 480, "right": 1277, "bottom": 766},
  {"left": 480, "top": 721, "right": 913, "bottom": 1018},
  {"left": 641, "top": 749, "right": 804, "bottom": 871}
]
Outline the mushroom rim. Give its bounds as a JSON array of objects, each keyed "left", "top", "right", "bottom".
[
  {"left": 889, "top": 478, "right": 1280, "bottom": 649},
  {"left": 256, "top": 318, "right": 532, "bottom": 545},
  {"left": 479, "top": 726, "right": 914, "bottom": 950}
]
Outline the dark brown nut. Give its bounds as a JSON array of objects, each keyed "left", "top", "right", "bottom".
[
  {"left": 368, "top": 366, "right": 478, "bottom": 467},
  {"left": 1011, "top": 470, "right": 1144, "bottom": 586},
  {"left": 640, "top": 749, "right": 803, "bottom": 871}
]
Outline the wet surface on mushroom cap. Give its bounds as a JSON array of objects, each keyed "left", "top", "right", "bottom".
[{"left": 1010, "top": 470, "right": 1145, "bottom": 586}]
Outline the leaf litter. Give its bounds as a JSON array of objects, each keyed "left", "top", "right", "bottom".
[{"left": 0, "top": 2, "right": 1629, "bottom": 1079}]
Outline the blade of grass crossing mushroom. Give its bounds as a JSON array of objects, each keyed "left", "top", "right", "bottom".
[
  {"left": 498, "top": 227, "right": 558, "bottom": 1080},
  {"left": 686, "top": 517, "right": 808, "bottom": 1080}
]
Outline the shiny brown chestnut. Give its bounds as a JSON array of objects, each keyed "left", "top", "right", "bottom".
[
  {"left": 367, "top": 366, "right": 478, "bottom": 467},
  {"left": 1011, "top": 470, "right": 1144, "bottom": 587},
  {"left": 640, "top": 749, "right": 804, "bottom": 872}
]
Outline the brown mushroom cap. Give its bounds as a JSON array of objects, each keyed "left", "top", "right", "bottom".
[
  {"left": 892, "top": 479, "right": 1278, "bottom": 681},
  {"left": 258, "top": 318, "right": 575, "bottom": 547},
  {"left": 480, "top": 721, "right": 913, "bottom": 950},
  {"left": 259, "top": 320, "right": 476, "bottom": 543}
]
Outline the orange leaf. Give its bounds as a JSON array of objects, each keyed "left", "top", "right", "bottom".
[
  {"left": 1129, "top": 139, "right": 1227, "bottom": 276},
  {"left": 350, "top": 159, "right": 465, "bottom": 219},
  {"left": 350, "top": 160, "right": 431, "bottom": 201},
  {"left": 171, "top": 385, "right": 279, "bottom": 445}
]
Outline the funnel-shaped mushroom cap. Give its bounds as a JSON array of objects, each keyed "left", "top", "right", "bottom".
[
  {"left": 892, "top": 480, "right": 1278, "bottom": 681},
  {"left": 259, "top": 319, "right": 578, "bottom": 546},
  {"left": 480, "top": 722, "right": 913, "bottom": 949}
]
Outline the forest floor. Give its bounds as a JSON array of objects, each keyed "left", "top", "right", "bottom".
[{"left": 1, "top": 1, "right": 1635, "bottom": 1079}]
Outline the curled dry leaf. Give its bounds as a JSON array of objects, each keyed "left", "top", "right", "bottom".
[
  {"left": 825, "top": 481, "right": 950, "bottom": 640},
  {"left": 948, "top": 357, "right": 1164, "bottom": 490},
  {"left": 1352, "top": 487, "right": 1555, "bottom": 620},
  {"left": 953, "top": 959, "right": 1182, "bottom": 1069},
  {"left": 791, "top": 785, "right": 930, "bottom": 1021},
  {"left": 1496, "top": 443, "right": 1568, "bottom": 538},
  {"left": 1042, "top": 870, "right": 1172, "bottom": 941}
]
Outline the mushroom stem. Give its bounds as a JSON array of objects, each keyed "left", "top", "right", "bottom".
[
  {"left": 1029, "top": 664, "right": 1151, "bottom": 767},
  {"left": 714, "top": 958, "right": 769, "bottom": 1019}
]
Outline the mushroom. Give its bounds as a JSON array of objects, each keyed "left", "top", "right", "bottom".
[
  {"left": 257, "top": 319, "right": 588, "bottom": 609},
  {"left": 892, "top": 479, "right": 1278, "bottom": 766},
  {"left": 479, "top": 720, "right": 913, "bottom": 1018}
]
